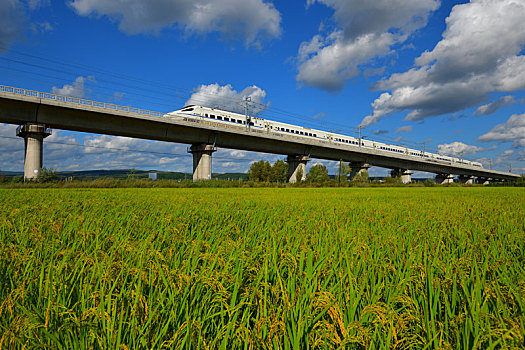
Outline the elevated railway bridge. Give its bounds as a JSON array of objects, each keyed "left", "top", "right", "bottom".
[{"left": 0, "top": 85, "right": 520, "bottom": 183}]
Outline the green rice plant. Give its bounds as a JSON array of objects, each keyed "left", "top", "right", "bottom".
[{"left": 0, "top": 187, "right": 523, "bottom": 349}]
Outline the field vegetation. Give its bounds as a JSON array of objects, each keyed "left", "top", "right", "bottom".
[{"left": 1, "top": 187, "right": 524, "bottom": 348}]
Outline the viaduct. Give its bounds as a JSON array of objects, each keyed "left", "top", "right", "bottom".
[{"left": 0, "top": 85, "right": 520, "bottom": 184}]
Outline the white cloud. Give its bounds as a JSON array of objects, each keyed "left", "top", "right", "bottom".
[
  {"left": 28, "top": 0, "right": 50, "bottom": 10},
  {"left": 373, "top": 129, "right": 388, "bottom": 135},
  {"left": 0, "top": 0, "right": 53, "bottom": 53},
  {"left": 363, "top": 0, "right": 525, "bottom": 126},
  {"left": 0, "top": 124, "right": 24, "bottom": 171},
  {"left": 69, "top": 0, "right": 281, "bottom": 46},
  {"left": 296, "top": 0, "right": 439, "bottom": 91},
  {"left": 0, "top": 0, "right": 24, "bottom": 52},
  {"left": 478, "top": 113, "right": 525, "bottom": 148},
  {"left": 0, "top": 122, "right": 284, "bottom": 174},
  {"left": 51, "top": 76, "right": 95, "bottom": 98},
  {"left": 437, "top": 141, "right": 483, "bottom": 157},
  {"left": 185, "top": 83, "right": 269, "bottom": 115},
  {"left": 395, "top": 125, "right": 412, "bottom": 133},
  {"left": 475, "top": 95, "right": 516, "bottom": 116}
]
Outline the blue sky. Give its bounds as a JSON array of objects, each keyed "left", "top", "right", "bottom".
[{"left": 1, "top": 0, "right": 524, "bottom": 176}]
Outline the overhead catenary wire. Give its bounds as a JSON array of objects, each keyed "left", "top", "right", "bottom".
[
  {"left": 1, "top": 45, "right": 448, "bottom": 153},
  {"left": 2, "top": 46, "right": 367, "bottom": 130},
  {"left": 0, "top": 134, "right": 275, "bottom": 163}
]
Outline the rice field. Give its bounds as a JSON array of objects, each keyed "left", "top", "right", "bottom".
[{"left": 1, "top": 187, "right": 524, "bottom": 349}]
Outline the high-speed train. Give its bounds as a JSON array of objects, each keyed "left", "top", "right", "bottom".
[{"left": 165, "top": 105, "right": 483, "bottom": 168}]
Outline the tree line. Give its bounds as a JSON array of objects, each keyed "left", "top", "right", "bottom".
[{"left": 248, "top": 159, "right": 370, "bottom": 184}]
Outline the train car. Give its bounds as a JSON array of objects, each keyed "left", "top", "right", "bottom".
[{"left": 165, "top": 105, "right": 483, "bottom": 169}]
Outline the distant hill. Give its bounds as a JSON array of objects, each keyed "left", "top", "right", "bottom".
[
  {"left": 1, "top": 169, "right": 248, "bottom": 180},
  {"left": 0, "top": 171, "right": 23, "bottom": 176},
  {"left": 2, "top": 169, "right": 432, "bottom": 182}
]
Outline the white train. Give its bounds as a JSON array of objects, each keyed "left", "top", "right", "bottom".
[{"left": 165, "top": 105, "right": 483, "bottom": 168}]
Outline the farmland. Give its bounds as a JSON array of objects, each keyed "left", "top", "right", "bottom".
[{"left": 1, "top": 187, "right": 524, "bottom": 349}]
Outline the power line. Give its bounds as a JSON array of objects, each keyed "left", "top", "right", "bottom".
[
  {"left": 0, "top": 134, "right": 268, "bottom": 162},
  {"left": 2, "top": 46, "right": 364, "bottom": 131},
  {"left": 1, "top": 45, "right": 468, "bottom": 156}
]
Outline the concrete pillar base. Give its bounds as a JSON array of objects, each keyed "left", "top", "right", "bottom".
[
  {"left": 458, "top": 175, "right": 475, "bottom": 184},
  {"left": 188, "top": 144, "right": 217, "bottom": 181},
  {"left": 476, "top": 177, "right": 491, "bottom": 185},
  {"left": 287, "top": 155, "right": 309, "bottom": 183},
  {"left": 349, "top": 162, "right": 370, "bottom": 181},
  {"left": 436, "top": 173, "right": 455, "bottom": 184},
  {"left": 16, "top": 123, "right": 52, "bottom": 180},
  {"left": 391, "top": 168, "right": 413, "bottom": 184}
]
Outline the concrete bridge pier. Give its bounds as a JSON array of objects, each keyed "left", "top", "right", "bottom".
[
  {"left": 458, "top": 175, "right": 475, "bottom": 184},
  {"left": 188, "top": 144, "right": 216, "bottom": 181},
  {"left": 476, "top": 177, "right": 491, "bottom": 185},
  {"left": 16, "top": 123, "right": 51, "bottom": 180},
  {"left": 287, "top": 155, "right": 308, "bottom": 183},
  {"left": 349, "top": 162, "right": 370, "bottom": 181},
  {"left": 390, "top": 168, "right": 413, "bottom": 184},
  {"left": 436, "top": 173, "right": 455, "bottom": 184}
]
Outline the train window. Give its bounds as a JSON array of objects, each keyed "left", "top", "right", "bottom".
[
  {"left": 238, "top": 120, "right": 243, "bottom": 124},
  {"left": 249, "top": 122, "right": 254, "bottom": 126},
  {"left": 210, "top": 115, "right": 215, "bottom": 119},
  {"left": 217, "top": 116, "right": 222, "bottom": 120},
  {"left": 224, "top": 117, "right": 230, "bottom": 121},
  {"left": 286, "top": 129, "right": 289, "bottom": 132},
  {"left": 300, "top": 131, "right": 304, "bottom": 135}
]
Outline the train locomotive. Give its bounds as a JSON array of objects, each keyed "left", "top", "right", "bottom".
[{"left": 165, "top": 105, "right": 483, "bottom": 168}]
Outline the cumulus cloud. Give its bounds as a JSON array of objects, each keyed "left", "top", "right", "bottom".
[
  {"left": 373, "top": 129, "right": 388, "bottom": 135},
  {"left": 69, "top": 0, "right": 281, "bottom": 46},
  {"left": 475, "top": 95, "right": 517, "bottom": 116},
  {"left": 0, "top": 124, "right": 24, "bottom": 171},
  {"left": 51, "top": 76, "right": 95, "bottom": 98},
  {"left": 478, "top": 113, "right": 525, "bottom": 148},
  {"left": 395, "top": 125, "right": 412, "bottom": 133},
  {"left": 437, "top": 141, "right": 483, "bottom": 157},
  {"left": 362, "top": 0, "right": 525, "bottom": 126},
  {"left": 0, "top": 0, "right": 24, "bottom": 52},
  {"left": 0, "top": 0, "right": 52, "bottom": 53},
  {"left": 296, "top": 0, "right": 439, "bottom": 91},
  {"left": 185, "top": 83, "right": 269, "bottom": 115}
]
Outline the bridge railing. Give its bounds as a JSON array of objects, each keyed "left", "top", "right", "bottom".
[{"left": 0, "top": 84, "right": 165, "bottom": 118}]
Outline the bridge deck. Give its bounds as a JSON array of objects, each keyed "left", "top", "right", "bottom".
[{"left": 0, "top": 85, "right": 519, "bottom": 180}]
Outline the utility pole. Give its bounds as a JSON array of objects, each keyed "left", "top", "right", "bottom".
[
  {"left": 489, "top": 159, "right": 492, "bottom": 170},
  {"left": 358, "top": 125, "right": 363, "bottom": 147},
  {"left": 419, "top": 141, "right": 426, "bottom": 156},
  {"left": 338, "top": 159, "right": 342, "bottom": 186},
  {"left": 244, "top": 96, "right": 251, "bottom": 130}
]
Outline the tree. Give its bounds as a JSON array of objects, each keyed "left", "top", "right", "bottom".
[
  {"left": 271, "top": 160, "right": 288, "bottom": 183},
  {"left": 306, "top": 164, "right": 330, "bottom": 184},
  {"left": 383, "top": 175, "right": 401, "bottom": 184},
  {"left": 335, "top": 161, "right": 351, "bottom": 183},
  {"left": 248, "top": 160, "right": 272, "bottom": 182},
  {"left": 37, "top": 167, "right": 58, "bottom": 183}
]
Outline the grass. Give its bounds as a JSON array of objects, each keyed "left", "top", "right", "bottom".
[{"left": 1, "top": 187, "right": 524, "bottom": 349}]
